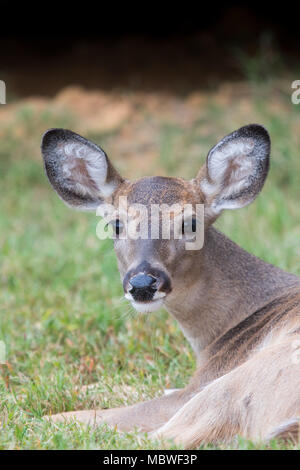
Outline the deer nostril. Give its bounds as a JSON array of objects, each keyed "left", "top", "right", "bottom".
[
  {"left": 129, "top": 274, "right": 157, "bottom": 291},
  {"left": 128, "top": 274, "right": 158, "bottom": 302}
]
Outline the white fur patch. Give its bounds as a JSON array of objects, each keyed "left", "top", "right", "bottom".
[
  {"left": 59, "top": 142, "right": 115, "bottom": 199},
  {"left": 131, "top": 299, "right": 164, "bottom": 313},
  {"left": 164, "top": 389, "right": 180, "bottom": 396},
  {"left": 127, "top": 296, "right": 165, "bottom": 314},
  {"left": 201, "top": 138, "right": 256, "bottom": 212}
]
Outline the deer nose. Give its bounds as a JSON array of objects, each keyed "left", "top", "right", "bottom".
[
  {"left": 129, "top": 274, "right": 157, "bottom": 301},
  {"left": 129, "top": 274, "right": 156, "bottom": 290}
]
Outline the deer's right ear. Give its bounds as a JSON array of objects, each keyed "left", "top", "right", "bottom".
[{"left": 41, "top": 129, "right": 124, "bottom": 210}]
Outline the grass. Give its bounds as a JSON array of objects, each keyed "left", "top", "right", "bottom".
[{"left": 0, "top": 78, "right": 300, "bottom": 449}]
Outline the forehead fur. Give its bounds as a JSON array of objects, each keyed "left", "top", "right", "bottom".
[{"left": 114, "top": 176, "right": 202, "bottom": 206}]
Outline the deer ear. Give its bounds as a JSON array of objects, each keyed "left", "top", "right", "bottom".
[
  {"left": 41, "top": 129, "right": 124, "bottom": 211},
  {"left": 199, "top": 124, "right": 270, "bottom": 217}
]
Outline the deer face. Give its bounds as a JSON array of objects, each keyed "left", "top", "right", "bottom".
[
  {"left": 109, "top": 176, "right": 205, "bottom": 312},
  {"left": 41, "top": 125, "right": 270, "bottom": 313}
]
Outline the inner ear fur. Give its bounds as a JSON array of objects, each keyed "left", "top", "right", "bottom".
[
  {"left": 41, "top": 128, "right": 124, "bottom": 211},
  {"left": 197, "top": 124, "right": 270, "bottom": 216}
]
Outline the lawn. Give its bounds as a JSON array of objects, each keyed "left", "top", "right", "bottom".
[{"left": 0, "top": 77, "right": 300, "bottom": 449}]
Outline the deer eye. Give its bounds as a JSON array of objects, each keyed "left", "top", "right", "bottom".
[
  {"left": 182, "top": 217, "right": 197, "bottom": 235},
  {"left": 110, "top": 219, "right": 123, "bottom": 236}
]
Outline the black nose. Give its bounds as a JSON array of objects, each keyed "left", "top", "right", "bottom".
[
  {"left": 129, "top": 274, "right": 157, "bottom": 301},
  {"left": 130, "top": 274, "right": 156, "bottom": 289}
]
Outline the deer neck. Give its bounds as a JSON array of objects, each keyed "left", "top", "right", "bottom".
[{"left": 164, "top": 226, "right": 299, "bottom": 360}]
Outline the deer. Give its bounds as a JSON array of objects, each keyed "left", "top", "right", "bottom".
[{"left": 41, "top": 124, "right": 300, "bottom": 448}]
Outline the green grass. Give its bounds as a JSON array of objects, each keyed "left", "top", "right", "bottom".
[{"left": 0, "top": 81, "right": 300, "bottom": 449}]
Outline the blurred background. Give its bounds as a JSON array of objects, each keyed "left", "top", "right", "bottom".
[{"left": 0, "top": 2, "right": 300, "bottom": 449}]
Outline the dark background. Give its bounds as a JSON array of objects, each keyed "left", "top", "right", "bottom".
[{"left": 1, "top": 2, "right": 300, "bottom": 96}]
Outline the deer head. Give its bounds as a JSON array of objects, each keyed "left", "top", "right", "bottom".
[{"left": 41, "top": 124, "right": 270, "bottom": 314}]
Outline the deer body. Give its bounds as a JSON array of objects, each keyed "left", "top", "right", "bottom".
[
  {"left": 41, "top": 124, "right": 300, "bottom": 447},
  {"left": 164, "top": 226, "right": 299, "bottom": 360}
]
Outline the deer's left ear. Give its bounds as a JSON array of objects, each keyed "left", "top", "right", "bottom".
[{"left": 198, "top": 124, "right": 270, "bottom": 217}]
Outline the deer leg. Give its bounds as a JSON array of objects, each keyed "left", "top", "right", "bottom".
[
  {"left": 45, "top": 388, "right": 192, "bottom": 432},
  {"left": 152, "top": 339, "right": 300, "bottom": 448},
  {"left": 151, "top": 379, "right": 238, "bottom": 447}
]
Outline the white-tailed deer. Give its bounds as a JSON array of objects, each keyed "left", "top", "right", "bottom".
[{"left": 41, "top": 124, "right": 300, "bottom": 448}]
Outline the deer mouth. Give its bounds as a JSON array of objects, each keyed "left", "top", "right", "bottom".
[{"left": 125, "top": 292, "right": 166, "bottom": 313}]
